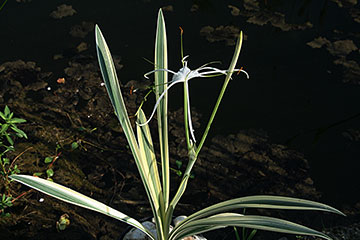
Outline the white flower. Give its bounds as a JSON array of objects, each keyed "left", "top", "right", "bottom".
[{"left": 138, "top": 56, "right": 249, "bottom": 143}]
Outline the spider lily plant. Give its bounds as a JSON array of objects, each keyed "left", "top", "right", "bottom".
[{"left": 10, "top": 9, "right": 344, "bottom": 240}]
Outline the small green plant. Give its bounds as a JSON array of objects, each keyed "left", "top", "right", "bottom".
[
  {"left": 0, "top": 105, "right": 27, "bottom": 216},
  {"left": 10, "top": 9, "right": 344, "bottom": 240},
  {"left": 233, "top": 210, "right": 257, "bottom": 240},
  {"left": 56, "top": 213, "right": 70, "bottom": 231},
  {"left": 234, "top": 226, "right": 257, "bottom": 240},
  {"left": 33, "top": 152, "right": 61, "bottom": 181},
  {"left": 0, "top": 193, "right": 12, "bottom": 217}
]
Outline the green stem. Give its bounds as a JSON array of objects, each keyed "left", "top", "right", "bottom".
[
  {"left": 195, "top": 78, "right": 230, "bottom": 156},
  {"left": 195, "top": 31, "right": 243, "bottom": 156},
  {"left": 183, "top": 81, "right": 191, "bottom": 151}
]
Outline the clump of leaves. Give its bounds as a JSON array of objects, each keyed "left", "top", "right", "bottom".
[{"left": 0, "top": 106, "right": 27, "bottom": 216}]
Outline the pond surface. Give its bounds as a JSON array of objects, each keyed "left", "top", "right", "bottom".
[{"left": 1, "top": 0, "right": 359, "bottom": 222}]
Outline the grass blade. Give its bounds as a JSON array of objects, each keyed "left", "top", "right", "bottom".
[{"left": 10, "top": 175, "right": 155, "bottom": 240}]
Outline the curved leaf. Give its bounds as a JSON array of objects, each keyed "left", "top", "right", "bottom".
[
  {"left": 96, "top": 25, "right": 161, "bottom": 227},
  {"left": 171, "top": 195, "right": 344, "bottom": 239},
  {"left": 10, "top": 174, "right": 155, "bottom": 240},
  {"left": 172, "top": 213, "right": 332, "bottom": 240}
]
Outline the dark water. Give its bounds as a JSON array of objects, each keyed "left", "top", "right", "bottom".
[{"left": 1, "top": 0, "right": 359, "bottom": 206}]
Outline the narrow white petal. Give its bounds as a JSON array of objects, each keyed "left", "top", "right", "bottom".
[
  {"left": 186, "top": 81, "right": 196, "bottom": 143},
  {"left": 144, "top": 69, "right": 177, "bottom": 79},
  {"left": 138, "top": 80, "right": 180, "bottom": 126},
  {"left": 239, "top": 69, "right": 250, "bottom": 79}
]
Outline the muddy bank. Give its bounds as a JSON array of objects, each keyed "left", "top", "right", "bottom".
[{"left": 0, "top": 57, "right": 355, "bottom": 239}]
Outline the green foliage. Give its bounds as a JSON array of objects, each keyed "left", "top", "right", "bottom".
[
  {"left": 34, "top": 153, "right": 61, "bottom": 181},
  {"left": 71, "top": 142, "right": 79, "bottom": 150},
  {"left": 56, "top": 214, "right": 70, "bottom": 231},
  {"left": 10, "top": 9, "right": 345, "bottom": 240},
  {"left": 234, "top": 226, "right": 257, "bottom": 240},
  {"left": 0, "top": 194, "right": 13, "bottom": 209},
  {"left": 0, "top": 106, "right": 27, "bottom": 216},
  {"left": 0, "top": 193, "right": 12, "bottom": 218}
]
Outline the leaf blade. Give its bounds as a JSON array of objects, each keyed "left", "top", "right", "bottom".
[
  {"left": 170, "top": 195, "right": 344, "bottom": 239},
  {"left": 10, "top": 174, "right": 155, "bottom": 240},
  {"left": 172, "top": 214, "right": 333, "bottom": 240},
  {"left": 154, "top": 9, "right": 170, "bottom": 210}
]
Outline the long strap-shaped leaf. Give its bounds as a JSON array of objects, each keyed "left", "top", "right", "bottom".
[
  {"left": 137, "top": 109, "right": 165, "bottom": 239},
  {"left": 95, "top": 25, "right": 138, "bottom": 155},
  {"left": 171, "top": 213, "right": 333, "bottom": 240},
  {"left": 95, "top": 25, "right": 161, "bottom": 229},
  {"left": 170, "top": 195, "right": 344, "bottom": 239},
  {"left": 137, "top": 109, "right": 162, "bottom": 200},
  {"left": 154, "top": 9, "right": 170, "bottom": 212},
  {"left": 10, "top": 175, "right": 155, "bottom": 240}
]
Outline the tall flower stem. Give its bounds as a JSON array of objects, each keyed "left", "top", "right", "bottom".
[
  {"left": 195, "top": 32, "right": 244, "bottom": 156},
  {"left": 183, "top": 81, "right": 192, "bottom": 151}
]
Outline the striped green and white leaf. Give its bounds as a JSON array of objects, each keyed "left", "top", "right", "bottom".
[
  {"left": 95, "top": 25, "right": 162, "bottom": 223},
  {"left": 137, "top": 109, "right": 162, "bottom": 199},
  {"left": 136, "top": 108, "right": 165, "bottom": 239},
  {"left": 170, "top": 195, "right": 344, "bottom": 239},
  {"left": 95, "top": 25, "right": 138, "bottom": 155},
  {"left": 10, "top": 174, "right": 155, "bottom": 240},
  {"left": 154, "top": 9, "right": 170, "bottom": 210},
  {"left": 170, "top": 213, "right": 333, "bottom": 240}
]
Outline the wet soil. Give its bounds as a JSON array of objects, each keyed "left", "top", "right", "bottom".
[{"left": 0, "top": 56, "right": 358, "bottom": 240}]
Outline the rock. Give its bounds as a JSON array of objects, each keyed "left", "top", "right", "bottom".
[
  {"left": 123, "top": 221, "right": 155, "bottom": 240},
  {"left": 330, "top": 0, "right": 358, "bottom": 8},
  {"left": 333, "top": 57, "right": 360, "bottom": 84},
  {"left": 190, "top": 4, "right": 199, "bottom": 12},
  {"left": 327, "top": 40, "right": 358, "bottom": 56},
  {"left": 70, "top": 21, "right": 95, "bottom": 38},
  {"left": 200, "top": 25, "right": 241, "bottom": 46},
  {"left": 246, "top": 11, "right": 312, "bottom": 31},
  {"left": 162, "top": 5, "right": 174, "bottom": 12},
  {"left": 76, "top": 42, "right": 88, "bottom": 53},
  {"left": 50, "top": 4, "right": 76, "bottom": 19},
  {"left": 306, "top": 37, "right": 331, "bottom": 49},
  {"left": 350, "top": 7, "right": 360, "bottom": 23},
  {"left": 228, "top": 5, "right": 240, "bottom": 16},
  {"left": 237, "top": 0, "right": 313, "bottom": 31},
  {"left": 173, "top": 215, "right": 187, "bottom": 226},
  {"left": 123, "top": 218, "right": 206, "bottom": 240},
  {"left": 243, "top": 0, "right": 260, "bottom": 11},
  {"left": 307, "top": 37, "right": 359, "bottom": 84}
]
